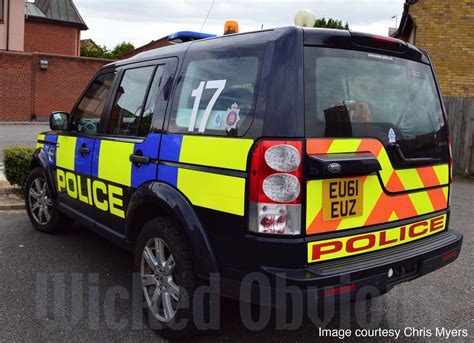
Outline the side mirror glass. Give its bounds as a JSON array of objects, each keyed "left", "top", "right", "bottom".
[{"left": 50, "top": 112, "right": 69, "bottom": 131}]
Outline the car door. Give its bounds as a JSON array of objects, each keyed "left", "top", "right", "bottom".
[
  {"left": 91, "top": 58, "right": 178, "bottom": 236},
  {"left": 54, "top": 71, "right": 117, "bottom": 222}
]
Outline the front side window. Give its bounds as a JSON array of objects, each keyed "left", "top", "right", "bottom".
[
  {"left": 72, "top": 72, "right": 116, "bottom": 134},
  {"left": 169, "top": 55, "right": 260, "bottom": 136},
  {"left": 107, "top": 66, "right": 155, "bottom": 137},
  {"left": 0, "top": 0, "right": 4, "bottom": 21},
  {"left": 305, "top": 47, "right": 448, "bottom": 162}
]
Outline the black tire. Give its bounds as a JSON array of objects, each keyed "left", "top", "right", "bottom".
[
  {"left": 24, "top": 167, "right": 70, "bottom": 233},
  {"left": 135, "top": 217, "right": 200, "bottom": 340}
]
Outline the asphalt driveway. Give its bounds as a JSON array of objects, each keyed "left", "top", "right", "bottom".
[
  {"left": 0, "top": 178, "right": 472, "bottom": 342},
  {"left": 0, "top": 124, "right": 49, "bottom": 162}
]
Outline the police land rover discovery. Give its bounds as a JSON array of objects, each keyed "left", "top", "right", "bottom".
[{"left": 26, "top": 26, "right": 463, "bottom": 337}]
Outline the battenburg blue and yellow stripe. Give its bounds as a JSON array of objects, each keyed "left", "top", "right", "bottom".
[
  {"left": 38, "top": 132, "right": 254, "bottom": 217},
  {"left": 37, "top": 134, "right": 59, "bottom": 165},
  {"left": 158, "top": 134, "right": 253, "bottom": 216}
]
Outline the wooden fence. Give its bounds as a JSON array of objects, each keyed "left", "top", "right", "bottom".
[{"left": 444, "top": 96, "right": 474, "bottom": 176}]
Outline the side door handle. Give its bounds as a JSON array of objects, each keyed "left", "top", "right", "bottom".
[
  {"left": 130, "top": 154, "right": 150, "bottom": 167},
  {"left": 78, "top": 145, "right": 90, "bottom": 156}
]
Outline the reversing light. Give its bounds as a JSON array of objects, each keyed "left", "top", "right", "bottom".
[
  {"left": 256, "top": 203, "right": 301, "bottom": 235},
  {"left": 262, "top": 174, "right": 300, "bottom": 203},
  {"left": 264, "top": 144, "right": 301, "bottom": 172}
]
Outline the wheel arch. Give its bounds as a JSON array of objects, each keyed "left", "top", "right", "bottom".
[{"left": 126, "top": 181, "right": 219, "bottom": 279}]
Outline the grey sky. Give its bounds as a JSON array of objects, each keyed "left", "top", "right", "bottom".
[{"left": 76, "top": 0, "right": 405, "bottom": 48}]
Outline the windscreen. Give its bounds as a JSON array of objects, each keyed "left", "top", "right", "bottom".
[{"left": 304, "top": 47, "right": 449, "bottom": 165}]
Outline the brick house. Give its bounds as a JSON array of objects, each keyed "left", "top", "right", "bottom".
[
  {"left": 0, "top": 0, "right": 108, "bottom": 122},
  {"left": 392, "top": 0, "right": 474, "bottom": 175},
  {"left": 80, "top": 38, "right": 99, "bottom": 52},
  {"left": 391, "top": 0, "right": 474, "bottom": 97},
  {"left": 120, "top": 36, "right": 170, "bottom": 59},
  {"left": 120, "top": 32, "right": 215, "bottom": 59},
  {"left": 0, "top": 0, "right": 87, "bottom": 56}
]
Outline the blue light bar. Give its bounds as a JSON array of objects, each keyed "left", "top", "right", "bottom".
[{"left": 168, "top": 31, "right": 217, "bottom": 43}]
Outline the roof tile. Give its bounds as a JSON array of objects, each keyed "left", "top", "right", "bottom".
[{"left": 26, "top": 0, "right": 88, "bottom": 30}]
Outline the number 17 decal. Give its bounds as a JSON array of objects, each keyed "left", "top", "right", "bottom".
[{"left": 188, "top": 79, "right": 227, "bottom": 132}]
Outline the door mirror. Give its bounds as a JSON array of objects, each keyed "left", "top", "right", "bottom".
[{"left": 50, "top": 112, "right": 69, "bottom": 131}]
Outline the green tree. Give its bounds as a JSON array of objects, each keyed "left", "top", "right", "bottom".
[
  {"left": 80, "top": 44, "right": 108, "bottom": 58},
  {"left": 111, "top": 42, "right": 135, "bottom": 58},
  {"left": 80, "top": 42, "right": 135, "bottom": 59},
  {"left": 314, "top": 17, "right": 349, "bottom": 30}
]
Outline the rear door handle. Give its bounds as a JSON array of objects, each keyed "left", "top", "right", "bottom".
[
  {"left": 306, "top": 152, "right": 381, "bottom": 178},
  {"left": 130, "top": 154, "right": 150, "bottom": 166},
  {"left": 78, "top": 146, "right": 90, "bottom": 156}
]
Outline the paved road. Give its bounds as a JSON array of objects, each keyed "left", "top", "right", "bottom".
[
  {"left": 0, "top": 179, "right": 472, "bottom": 342},
  {"left": 0, "top": 124, "right": 50, "bottom": 162}
]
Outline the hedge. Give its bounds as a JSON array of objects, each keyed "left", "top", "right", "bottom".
[{"left": 3, "top": 146, "right": 35, "bottom": 189}]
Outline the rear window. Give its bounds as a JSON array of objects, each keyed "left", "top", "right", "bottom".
[
  {"left": 304, "top": 47, "right": 448, "bottom": 163},
  {"left": 169, "top": 55, "right": 260, "bottom": 136}
]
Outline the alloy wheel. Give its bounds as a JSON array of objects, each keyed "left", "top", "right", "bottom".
[
  {"left": 28, "top": 176, "right": 53, "bottom": 225},
  {"left": 141, "top": 237, "right": 180, "bottom": 322}
]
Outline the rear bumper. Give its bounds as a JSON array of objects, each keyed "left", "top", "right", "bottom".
[{"left": 225, "top": 229, "right": 462, "bottom": 304}]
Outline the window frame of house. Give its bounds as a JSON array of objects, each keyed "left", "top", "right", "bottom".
[{"left": 0, "top": 0, "right": 4, "bottom": 22}]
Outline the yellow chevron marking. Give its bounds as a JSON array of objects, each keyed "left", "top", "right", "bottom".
[
  {"left": 397, "top": 169, "right": 424, "bottom": 190},
  {"left": 327, "top": 139, "right": 361, "bottom": 153},
  {"left": 409, "top": 191, "right": 435, "bottom": 214},
  {"left": 433, "top": 164, "right": 449, "bottom": 185}
]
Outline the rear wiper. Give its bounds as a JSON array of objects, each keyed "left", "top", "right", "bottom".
[{"left": 391, "top": 143, "right": 440, "bottom": 165}]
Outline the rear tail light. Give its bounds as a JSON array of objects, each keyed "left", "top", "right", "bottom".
[
  {"left": 249, "top": 140, "right": 303, "bottom": 235},
  {"left": 262, "top": 174, "right": 300, "bottom": 202},
  {"left": 264, "top": 144, "right": 301, "bottom": 172}
]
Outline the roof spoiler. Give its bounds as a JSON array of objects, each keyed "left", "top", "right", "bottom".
[{"left": 350, "top": 32, "right": 408, "bottom": 53}]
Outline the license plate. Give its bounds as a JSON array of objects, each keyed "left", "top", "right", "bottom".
[{"left": 322, "top": 177, "right": 363, "bottom": 221}]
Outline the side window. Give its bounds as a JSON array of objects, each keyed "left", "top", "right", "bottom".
[
  {"left": 0, "top": 0, "right": 3, "bottom": 21},
  {"left": 107, "top": 66, "right": 156, "bottom": 137},
  {"left": 71, "top": 72, "right": 116, "bottom": 134},
  {"left": 169, "top": 56, "right": 260, "bottom": 136},
  {"left": 138, "top": 65, "right": 165, "bottom": 137}
]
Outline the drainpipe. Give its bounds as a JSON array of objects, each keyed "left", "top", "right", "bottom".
[
  {"left": 31, "top": 55, "right": 36, "bottom": 120},
  {"left": 6, "top": 0, "right": 10, "bottom": 50}
]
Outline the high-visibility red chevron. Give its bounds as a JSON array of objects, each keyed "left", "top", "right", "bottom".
[{"left": 305, "top": 138, "right": 449, "bottom": 235}]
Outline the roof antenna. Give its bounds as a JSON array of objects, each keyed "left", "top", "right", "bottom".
[
  {"left": 200, "top": 0, "right": 216, "bottom": 32},
  {"left": 261, "top": 24, "right": 264, "bottom": 30}
]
